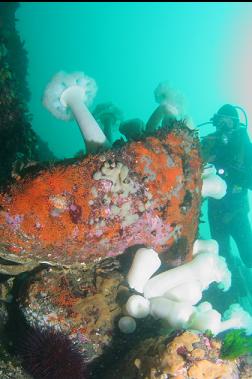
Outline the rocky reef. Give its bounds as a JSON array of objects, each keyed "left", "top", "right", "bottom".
[
  {"left": 0, "top": 122, "right": 202, "bottom": 271},
  {"left": 0, "top": 2, "right": 56, "bottom": 189},
  {"left": 0, "top": 3, "right": 251, "bottom": 379}
]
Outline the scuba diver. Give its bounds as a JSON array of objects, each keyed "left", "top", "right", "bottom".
[{"left": 201, "top": 104, "right": 252, "bottom": 269}]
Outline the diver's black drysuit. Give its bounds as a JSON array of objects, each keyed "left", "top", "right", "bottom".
[{"left": 201, "top": 126, "right": 252, "bottom": 268}]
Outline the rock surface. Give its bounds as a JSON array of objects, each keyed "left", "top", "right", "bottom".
[
  {"left": 0, "top": 123, "right": 202, "bottom": 270},
  {"left": 104, "top": 330, "right": 240, "bottom": 379},
  {"left": 17, "top": 260, "right": 126, "bottom": 363}
]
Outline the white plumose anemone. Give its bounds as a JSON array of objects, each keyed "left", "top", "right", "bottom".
[
  {"left": 150, "top": 297, "right": 195, "bottom": 329},
  {"left": 143, "top": 251, "right": 231, "bottom": 300},
  {"left": 121, "top": 243, "right": 252, "bottom": 336},
  {"left": 127, "top": 248, "right": 161, "bottom": 293},
  {"left": 201, "top": 165, "right": 227, "bottom": 199},
  {"left": 192, "top": 239, "right": 219, "bottom": 257},
  {"left": 154, "top": 81, "right": 185, "bottom": 117},
  {"left": 118, "top": 316, "right": 136, "bottom": 334},
  {"left": 188, "top": 301, "right": 252, "bottom": 336},
  {"left": 188, "top": 302, "right": 222, "bottom": 335},
  {"left": 220, "top": 303, "right": 252, "bottom": 335},
  {"left": 125, "top": 295, "right": 150, "bottom": 318},
  {"left": 163, "top": 280, "right": 203, "bottom": 305},
  {"left": 43, "top": 71, "right": 110, "bottom": 153}
]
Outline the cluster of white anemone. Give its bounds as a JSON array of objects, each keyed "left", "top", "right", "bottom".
[
  {"left": 118, "top": 242, "right": 252, "bottom": 336},
  {"left": 43, "top": 74, "right": 199, "bottom": 155}
]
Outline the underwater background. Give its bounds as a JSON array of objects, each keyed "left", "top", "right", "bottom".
[
  {"left": 16, "top": 2, "right": 252, "bottom": 157},
  {"left": 0, "top": 2, "right": 252, "bottom": 377}
]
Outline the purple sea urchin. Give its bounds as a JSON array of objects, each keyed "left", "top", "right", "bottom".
[{"left": 19, "top": 326, "right": 87, "bottom": 379}]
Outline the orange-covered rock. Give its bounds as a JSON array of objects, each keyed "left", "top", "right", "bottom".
[{"left": 0, "top": 123, "right": 202, "bottom": 266}]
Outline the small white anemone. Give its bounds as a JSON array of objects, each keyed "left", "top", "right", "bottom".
[
  {"left": 220, "top": 303, "right": 252, "bottom": 335},
  {"left": 201, "top": 165, "right": 227, "bottom": 199},
  {"left": 125, "top": 295, "right": 150, "bottom": 318},
  {"left": 127, "top": 248, "right": 161, "bottom": 293},
  {"left": 118, "top": 316, "right": 136, "bottom": 334},
  {"left": 188, "top": 302, "right": 222, "bottom": 335},
  {"left": 188, "top": 302, "right": 252, "bottom": 336},
  {"left": 192, "top": 239, "right": 219, "bottom": 257},
  {"left": 43, "top": 71, "right": 110, "bottom": 153}
]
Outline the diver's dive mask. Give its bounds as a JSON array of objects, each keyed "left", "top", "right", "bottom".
[{"left": 197, "top": 105, "right": 248, "bottom": 130}]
